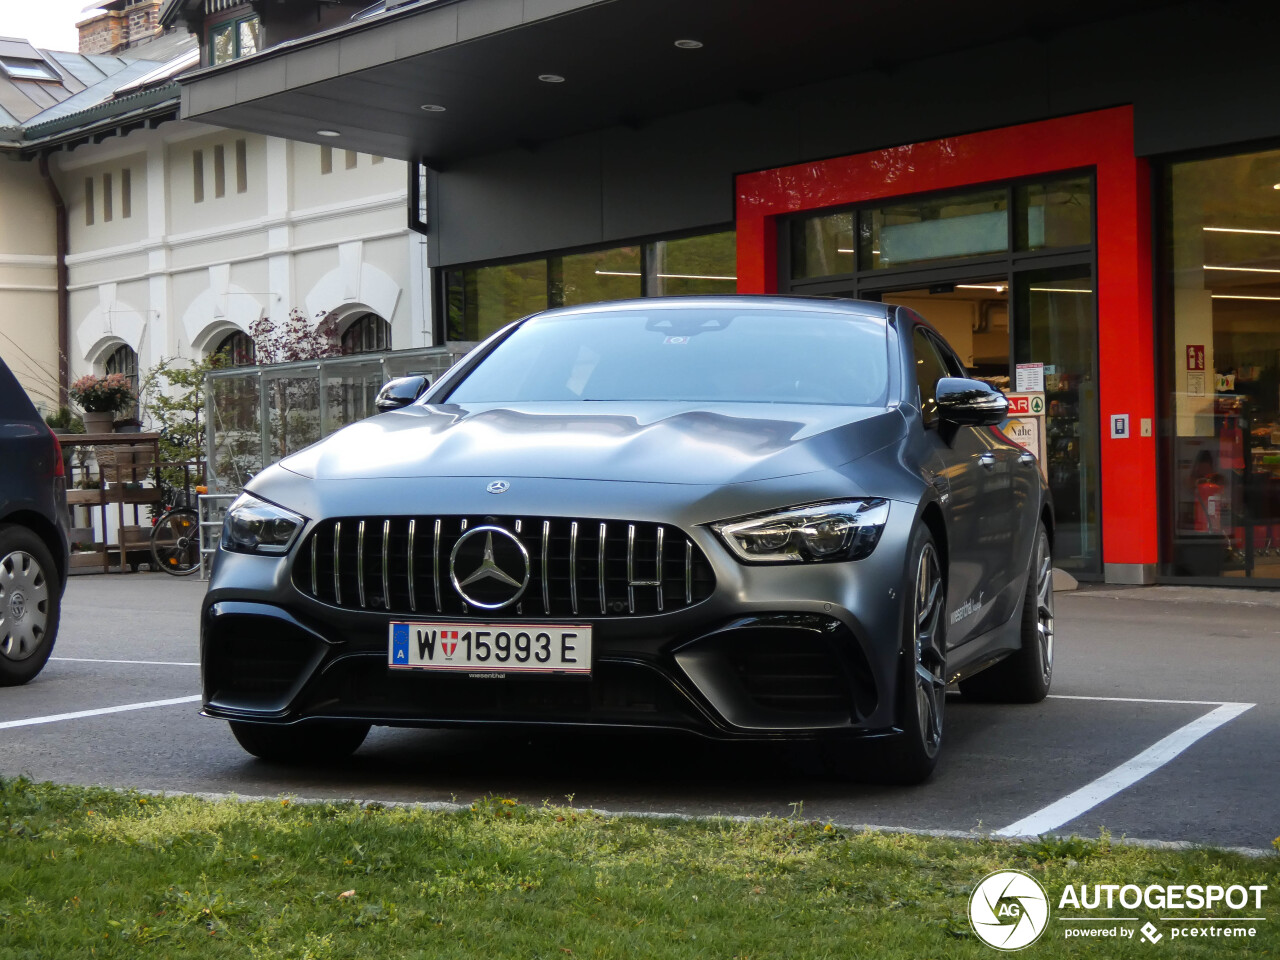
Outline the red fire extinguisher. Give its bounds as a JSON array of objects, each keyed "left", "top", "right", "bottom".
[{"left": 1195, "top": 476, "right": 1225, "bottom": 534}]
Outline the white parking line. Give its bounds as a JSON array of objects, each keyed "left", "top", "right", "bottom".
[
  {"left": 1049, "top": 694, "right": 1228, "bottom": 706},
  {"left": 996, "top": 701, "right": 1254, "bottom": 837},
  {"left": 0, "top": 695, "right": 202, "bottom": 730},
  {"left": 51, "top": 657, "right": 199, "bottom": 666}
]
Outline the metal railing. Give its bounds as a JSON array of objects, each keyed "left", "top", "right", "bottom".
[{"left": 203, "top": 344, "right": 474, "bottom": 495}]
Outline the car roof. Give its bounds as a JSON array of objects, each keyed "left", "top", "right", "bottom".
[
  {"left": 0, "top": 356, "right": 39, "bottom": 421},
  {"left": 529, "top": 295, "right": 893, "bottom": 324}
]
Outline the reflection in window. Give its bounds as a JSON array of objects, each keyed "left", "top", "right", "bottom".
[
  {"left": 1164, "top": 147, "right": 1280, "bottom": 581},
  {"left": 652, "top": 232, "right": 737, "bottom": 296},
  {"left": 340, "top": 313, "right": 392, "bottom": 354},
  {"left": 209, "top": 16, "right": 260, "bottom": 64},
  {"left": 861, "top": 188, "right": 1009, "bottom": 270},
  {"left": 791, "top": 212, "right": 854, "bottom": 279},
  {"left": 444, "top": 231, "right": 736, "bottom": 342},
  {"left": 214, "top": 330, "right": 256, "bottom": 367},
  {"left": 1018, "top": 177, "right": 1092, "bottom": 250},
  {"left": 551, "top": 246, "right": 642, "bottom": 307}
]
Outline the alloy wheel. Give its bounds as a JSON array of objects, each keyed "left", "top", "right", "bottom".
[
  {"left": 913, "top": 542, "right": 946, "bottom": 756},
  {"left": 0, "top": 550, "right": 49, "bottom": 661},
  {"left": 1035, "top": 531, "right": 1054, "bottom": 684}
]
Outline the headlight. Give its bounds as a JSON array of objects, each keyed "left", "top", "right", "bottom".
[
  {"left": 221, "top": 493, "right": 306, "bottom": 555},
  {"left": 712, "top": 499, "right": 889, "bottom": 564}
]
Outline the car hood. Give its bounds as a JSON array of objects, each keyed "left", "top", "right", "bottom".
[{"left": 279, "top": 401, "right": 903, "bottom": 486}]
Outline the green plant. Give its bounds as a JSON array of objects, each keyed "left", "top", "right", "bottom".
[
  {"left": 140, "top": 354, "right": 226, "bottom": 505},
  {"left": 43, "top": 407, "right": 85, "bottom": 433}
]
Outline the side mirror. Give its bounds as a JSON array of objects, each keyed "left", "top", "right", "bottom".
[
  {"left": 375, "top": 375, "right": 430, "bottom": 413},
  {"left": 935, "top": 377, "right": 1008, "bottom": 426}
]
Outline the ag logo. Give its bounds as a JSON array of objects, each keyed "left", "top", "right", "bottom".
[{"left": 969, "top": 869, "right": 1049, "bottom": 951}]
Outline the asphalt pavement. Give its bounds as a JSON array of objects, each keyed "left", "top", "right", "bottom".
[{"left": 1, "top": 573, "right": 1276, "bottom": 852}]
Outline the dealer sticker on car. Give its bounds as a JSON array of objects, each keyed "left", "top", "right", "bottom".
[{"left": 388, "top": 622, "right": 592, "bottom": 676}]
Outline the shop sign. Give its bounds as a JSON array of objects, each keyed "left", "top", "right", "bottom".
[
  {"left": 999, "top": 392, "right": 1046, "bottom": 479},
  {"left": 1016, "top": 362, "right": 1045, "bottom": 392}
]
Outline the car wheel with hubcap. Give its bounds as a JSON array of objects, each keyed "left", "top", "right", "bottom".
[
  {"left": 960, "top": 521, "right": 1053, "bottom": 703},
  {"left": 0, "top": 525, "right": 60, "bottom": 686},
  {"left": 228, "top": 720, "right": 371, "bottom": 763}
]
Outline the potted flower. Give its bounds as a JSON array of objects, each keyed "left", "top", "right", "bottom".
[{"left": 70, "top": 373, "right": 136, "bottom": 433}]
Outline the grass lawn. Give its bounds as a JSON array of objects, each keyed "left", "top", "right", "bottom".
[{"left": 0, "top": 776, "right": 1275, "bottom": 958}]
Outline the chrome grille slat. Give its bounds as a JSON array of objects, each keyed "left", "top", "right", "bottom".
[
  {"left": 626, "top": 523, "right": 636, "bottom": 615},
  {"left": 656, "top": 526, "right": 665, "bottom": 613},
  {"left": 432, "top": 519, "right": 441, "bottom": 613},
  {"left": 333, "top": 521, "right": 342, "bottom": 605},
  {"left": 298, "top": 515, "right": 713, "bottom": 619},
  {"left": 407, "top": 519, "right": 417, "bottom": 613},
  {"left": 381, "top": 520, "right": 391, "bottom": 610},
  {"left": 541, "top": 520, "right": 550, "bottom": 615},
  {"left": 597, "top": 522, "right": 607, "bottom": 615},
  {"left": 569, "top": 521, "right": 579, "bottom": 616},
  {"left": 357, "top": 520, "right": 367, "bottom": 609}
]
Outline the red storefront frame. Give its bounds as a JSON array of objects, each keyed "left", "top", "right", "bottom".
[{"left": 734, "top": 106, "right": 1155, "bottom": 578}]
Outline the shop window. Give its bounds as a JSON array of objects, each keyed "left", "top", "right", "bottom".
[
  {"left": 1017, "top": 176, "right": 1092, "bottom": 250},
  {"left": 1163, "top": 147, "right": 1280, "bottom": 581},
  {"left": 210, "top": 15, "right": 260, "bottom": 65},
  {"left": 214, "top": 330, "right": 256, "bottom": 367},
  {"left": 651, "top": 232, "right": 737, "bottom": 296},
  {"left": 860, "top": 188, "right": 1009, "bottom": 270},
  {"left": 550, "top": 246, "right": 642, "bottom": 307},
  {"left": 444, "top": 231, "right": 736, "bottom": 341},
  {"left": 791, "top": 212, "right": 854, "bottom": 280},
  {"left": 340, "top": 314, "right": 391, "bottom": 355}
]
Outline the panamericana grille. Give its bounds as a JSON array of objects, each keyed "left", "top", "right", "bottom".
[{"left": 293, "top": 515, "right": 715, "bottom": 618}]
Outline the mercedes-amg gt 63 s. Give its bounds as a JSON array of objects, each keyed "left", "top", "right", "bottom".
[{"left": 204, "top": 296, "right": 1054, "bottom": 783}]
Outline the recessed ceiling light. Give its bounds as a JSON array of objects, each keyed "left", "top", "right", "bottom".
[
  {"left": 316, "top": 129, "right": 341, "bottom": 137},
  {"left": 419, "top": 103, "right": 446, "bottom": 112},
  {"left": 674, "top": 39, "right": 703, "bottom": 49},
  {"left": 538, "top": 74, "right": 566, "bottom": 83},
  {"left": 1273, "top": 183, "right": 1280, "bottom": 190}
]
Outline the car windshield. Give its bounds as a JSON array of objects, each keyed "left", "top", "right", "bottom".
[{"left": 444, "top": 307, "right": 890, "bottom": 406}]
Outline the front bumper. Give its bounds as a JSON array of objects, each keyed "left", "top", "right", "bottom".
[{"left": 201, "top": 504, "right": 914, "bottom": 741}]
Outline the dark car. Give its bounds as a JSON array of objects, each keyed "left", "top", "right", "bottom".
[
  {"left": 204, "top": 297, "right": 1053, "bottom": 783},
  {"left": 0, "top": 358, "right": 69, "bottom": 685}
]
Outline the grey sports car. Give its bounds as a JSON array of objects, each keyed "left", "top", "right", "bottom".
[{"left": 204, "top": 296, "right": 1053, "bottom": 783}]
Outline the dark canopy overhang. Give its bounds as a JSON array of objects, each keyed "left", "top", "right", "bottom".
[{"left": 176, "top": 0, "right": 1181, "bottom": 165}]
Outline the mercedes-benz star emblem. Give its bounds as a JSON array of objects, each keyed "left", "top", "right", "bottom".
[
  {"left": 486, "top": 480, "right": 510, "bottom": 494},
  {"left": 449, "top": 526, "right": 530, "bottom": 609}
]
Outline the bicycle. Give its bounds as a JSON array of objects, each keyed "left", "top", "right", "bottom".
[{"left": 150, "top": 477, "right": 202, "bottom": 577}]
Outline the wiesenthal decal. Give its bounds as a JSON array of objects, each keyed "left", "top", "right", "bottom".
[
  {"left": 950, "top": 592, "right": 984, "bottom": 626},
  {"left": 969, "top": 872, "right": 1269, "bottom": 949}
]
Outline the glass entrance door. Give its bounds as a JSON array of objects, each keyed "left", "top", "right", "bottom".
[{"left": 1012, "top": 266, "right": 1102, "bottom": 575}]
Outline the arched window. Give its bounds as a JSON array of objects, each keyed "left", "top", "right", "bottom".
[
  {"left": 104, "top": 343, "right": 139, "bottom": 418},
  {"left": 214, "top": 329, "right": 256, "bottom": 366},
  {"left": 339, "top": 313, "right": 391, "bottom": 354}
]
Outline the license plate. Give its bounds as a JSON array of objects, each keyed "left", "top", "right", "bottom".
[{"left": 388, "top": 622, "right": 592, "bottom": 676}]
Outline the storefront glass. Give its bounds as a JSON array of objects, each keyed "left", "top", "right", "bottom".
[
  {"left": 1016, "top": 176, "right": 1092, "bottom": 251},
  {"left": 445, "top": 231, "right": 734, "bottom": 341},
  {"left": 791, "top": 212, "right": 854, "bottom": 280},
  {"left": 859, "top": 188, "right": 1009, "bottom": 270},
  {"left": 1163, "top": 148, "right": 1280, "bottom": 580}
]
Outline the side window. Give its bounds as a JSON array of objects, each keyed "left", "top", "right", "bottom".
[
  {"left": 935, "top": 337, "right": 967, "bottom": 378},
  {"left": 912, "top": 327, "right": 950, "bottom": 425}
]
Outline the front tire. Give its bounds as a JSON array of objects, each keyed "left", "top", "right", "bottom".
[
  {"left": 0, "top": 524, "right": 61, "bottom": 686},
  {"left": 960, "top": 522, "right": 1053, "bottom": 703},
  {"left": 874, "top": 525, "right": 947, "bottom": 785},
  {"left": 229, "top": 720, "right": 371, "bottom": 763}
]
